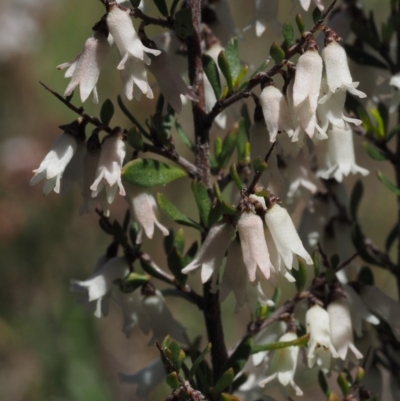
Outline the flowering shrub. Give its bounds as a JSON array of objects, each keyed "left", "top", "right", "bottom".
[{"left": 31, "top": 0, "right": 400, "bottom": 399}]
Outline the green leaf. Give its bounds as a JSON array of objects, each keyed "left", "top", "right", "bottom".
[
  {"left": 173, "top": 8, "right": 194, "bottom": 39},
  {"left": 175, "top": 121, "right": 195, "bottom": 152},
  {"left": 225, "top": 37, "right": 241, "bottom": 81},
  {"left": 378, "top": 102, "right": 389, "bottom": 133},
  {"left": 100, "top": 98, "right": 114, "bottom": 126},
  {"left": 130, "top": 0, "right": 141, "bottom": 6},
  {"left": 157, "top": 193, "right": 202, "bottom": 230},
  {"left": 185, "top": 240, "right": 198, "bottom": 260},
  {"left": 214, "top": 136, "right": 223, "bottom": 159},
  {"left": 295, "top": 13, "right": 305, "bottom": 34},
  {"left": 385, "top": 224, "right": 398, "bottom": 252},
  {"left": 337, "top": 372, "right": 350, "bottom": 396},
  {"left": 237, "top": 119, "right": 249, "bottom": 164},
  {"left": 117, "top": 96, "right": 149, "bottom": 138},
  {"left": 151, "top": 107, "right": 174, "bottom": 146},
  {"left": 253, "top": 156, "right": 268, "bottom": 173},
  {"left": 313, "top": 249, "right": 321, "bottom": 276},
  {"left": 218, "top": 50, "right": 234, "bottom": 93},
  {"left": 214, "top": 368, "right": 234, "bottom": 395},
  {"left": 129, "top": 222, "right": 139, "bottom": 245},
  {"left": 220, "top": 335, "right": 253, "bottom": 376},
  {"left": 207, "top": 202, "right": 223, "bottom": 227},
  {"left": 166, "top": 372, "right": 180, "bottom": 390},
  {"left": 120, "top": 273, "right": 150, "bottom": 293},
  {"left": 351, "top": 20, "right": 380, "bottom": 50},
  {"left": 98, "top": 215, "right": 112, "bottom": 235},
  {"left": 220, "top": 394, "right": 242, "bottom": 401},
  {"left": 122, "top": 159, "right": 186, "bottom": 188},
  {"left": 350, "top": 180, "right": 363, "bottom": 221},
  {"left": 351, "top": 224, "right": 380, "bottom": 265},
  {"left": 230, "top": 163, "right": 243, "bottom": 190},
  {"left": 370, "top": 108, "right": 385, "bottom": 139},
  {"left": 387, "top": 123, "right": 400, "bottom": 142},
  {"left": 170, "top": 0, "right": 180, "bottom": 16},
  {"left": 217, "top": 129, "right": 238, "bottom": 168},
  {"left": 363, "top": 142, "right": 386, "bottom": 161},
  {"left": 251, "top": 333, "right": 310, "bottom": 354},
  {"left": 291, "top": 259, "right": 307, "bottom": 291},
  {"left": 202, "top": 55, "right": 221, "bottom": 99},
  {"left": 344, "top": 45, "right": 387, "bottom": 69},
  {"left": 282, "top": 21, "right": 294, "bottom": 48},
  {"left": 377, "top": 171, "right": 400, "bottom": 196},
  {"left": 140, "top": 257, "right": 171, "bottom": 284},
  {"left": 231, "top": 373, "right": 249, "bottom": 393},
  {"left": 112, "top": 220, "right": 127, "bottom": 246},
  {"left": 269, "top": 42, "right": 285, "bottom": 64},
  {"left": 318, "top": 370, "right": 331, "bottom": 399},
  {"left": 234, "top": 65, "right": 248, "bottom": 88},
  {"left": 189, "top": 343, "right": 212, "bottom": 380},
  {"left": 312, "top": 7, "right": 322, "bottom": 23},
  {"left": 152, "top": 0, "right": 168, "bottom": 16},
  {"left": 168, "top": 340, "right": 186, "bottom": 370},
  {"left": 174, "top": 228, "right": 185, "bottom": 254},
  {"left": 167, "top": 247, "right": 187, "bottom": 286},
  {"left": 357, "top": 266, "right": 374, "bottom": 285},
  {"left": 191, "top": 181, "right": 211, "bottom": 226},
  {"left": 127, "top": 127, "right": 143, "bottom": 151},
  {"left": 220, "top": 200, "right": 238, "bottom": 216}
]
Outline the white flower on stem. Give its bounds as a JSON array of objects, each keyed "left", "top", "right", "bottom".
[
  {"left": 60, "top": 139, "right": 86, "bottom": 195},
  {"left": 259, "top": 332, "right": 303, "bottom": 396},
  {"left": 120, "top": 56, "right": 153, "bottom": 101},
  {"left": 389, "top": 72, "right": 400, "bottom": 113},
  {"left": 343, "top": 285, "right": 379, "bottom": 337},
  {"left": 118, "top": 358, "right": 166, "bottom": 400},
  {"left": 57, "top": 21, "right": 111, "bottom": 104},
  {"left": 360, "top": 285, "right": 400, "bottom": 342},
  {"left": 30, "top": 129, "right": 78, "bottom": 195},
  {"left": 321, "top": 40, "right": 366, "bottom": 102},
  {"left": 237, "top": 212, "right": 274, "bottom": 282},
  {"left": 306, "top": 304, "right": 339, "bottom": 369},
  {"left": 71, "top": 256, "right": 130, "bottom": 318},
  {"left": 90, "top": 131, "right": 126, "bottom": 205},
  {"left": 259, "top": 85, "right": 294, "bottom": 142},
  {"left": 124, "top": 185, "right": 169, "bottom": 244},
  {"left": 141, "top": 289, "right": 186, "bottom": 345},
  {"left": 147, "top": 50, "right": 198, "bottom": 114},
  {"left": 106, "top": 5, "right": 160, "bottom": 69},
  {"left": 264, "top": 203, "right": 313, "bottom": 272},
  {"left": 327, "top": 297, "right": 363, "bottom": 360},
  {"left": 317, "top": 123, "right": 369, "bottom": 182},
  {"left": 79, "top": 133, "right": 110, "bottom": 216},
  {"left": 182, "top": 221, "right": 235, "bottom": 284}
]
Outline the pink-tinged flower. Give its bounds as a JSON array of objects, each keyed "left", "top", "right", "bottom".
[
  {"left": 120, "top": 57, "right": 153, "bottom": 101},
  {"left": 147, "top": 50, "right": 198, "bottom": 114},
  {"left": 317, "top": 123, "right": 369, "bottom": 182},
  {"left": 90, "top": 131, "right": 126, "bottom": 205},
  {"left": 321, "top": 41, "right": 366, "bottom": 101},
  {"left": 306, "top": 304, "right": 339, "bottom": 369},
  {"left": 79, "top": 134, "right": 110, "bottom": 216},
  {"left": 106, "top": 5, "right": 160, "bottom": 69},
  {"left": 259, "top": 85, "right": 294, "bottom": 142},
  {"left": 237, "top": 212, "right": 274, "bottom": 282},
  {"left": 328, "top": 298, "right": 363, "bottom": 360},
  {"left": 259, "top": 332, "right": 303, "bottom": 396},
  {"left": 71, "top": 256, "right": 130, "bottom": 318},
  {"left": 30, "top": 130, "right": 78, "bottom": 195},
  {"left": 265, "top": 204, "right": 313, "bottom": 271},
  {"left": 182, "top": 222, "right": 235, "bottom": 284},
  {"left": 57, "top": 21, "right": 112, "bottom": 103},
  {"left": 125, "top": 186, "right": 169, "bottom": 244}
]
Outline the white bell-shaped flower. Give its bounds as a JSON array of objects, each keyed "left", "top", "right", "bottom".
[
  {"left": 71, "top": 256, "right": 130, "bottom": 318},
  {"left": 360, "top": 285, "right": 400, "bottom": 342},
  {"left": 182, "top": 221, "right": 235, "bottom": 284},
  {"left": 260, "top": 85, "right": 294, "bottom": 142},
  {"left": 90, "top": 131, "right": 126, "bottom": 204},
  {"left": 79, "top": 134, "right": 110, "bottom": 216},
  {"left": 106, "top": 5, "right": 161, "bottom": 69},
  {"left": 125, "top": 186, "right": 169, "bottom": 244},
  {"left": 321, "top": 41, "right": 366, "bottom": 101},
  {"left": 120, "top": 56, "right": 153, "bottom": 101},
  {"left": 237, "top": 212, "right": 274, "bottom": 282},
  {"left": 60, "top": 139, "right": 86, "bottom": 195},
  {"left": 147, "top": 50, "right": 198, "bottom": 114},
  {"left": 327, "top": 298, "right": 363, "bottom": 360},
  {"left": 264, "top": 203, "right": 313, "bottom": 271},
  {"left": 57, "top": 22, "right": 112, "bottom": 103},
  {"left": 306, "top": 304, "right": 339, "bottom": 369},
  {"left": 30, "top": 132, "right": 77, "bottom": 195},
  {"left": 259, "top": 331, "right": 303, "bottom": 396},
  {"left": 317, "top": 123, "right": 369, "bottom": 182}
]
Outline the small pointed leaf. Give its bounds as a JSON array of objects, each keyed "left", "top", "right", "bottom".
[
  {"left": 191, "top": 181, "right": 211, "bottom": 226},
  {"left": 120, "top": 272, "right": 149, "bottom": 293},
  {"left": 282, "top": 21, "right": 294, "bottom": 47},
  {"left": 100, "top": 98, "right": 114, "bottom": 126},
  {"left": 220, "top": 335, "right": 253, "bottom": 376},
  {"left": 218, "top": 50, "right": 234, "bottom": 92},
  {"left": 270, "top": 42, "right": 285, "bottom": 64},
  {"left": 152, "top": 0, "right": 169, "bottom": 16},
  {"left": 350, "top": 180, "right": 363, "bottom": 221},
  {"left": 166, "top": 372, "right": 180, "bottom": 390},
  {"left": 189, "top": 343, "right": 212, "bottom": 380},
  {"left": 225, "top": 37, "right": 241, "bottom": 80},
  {"left": 377, "top": 171, "right": 400, "bottom": 196},
  {"left": 251, "top": 333, "right": 310, "bottom": 354},
  {"left": 214, "top": 368, "right": 235, "bottom": 395},
  {"left": 127, "top": 127, "right": 143, "bottom": 151},
  {"left": 344, "top": 45, "right": 387, "bottom": 69},
  {"left": 295, "top": 13, "right": 305, "bottom": 34},
  {"left": 202, "top": 54, "right": 221, "bottom": 99}
]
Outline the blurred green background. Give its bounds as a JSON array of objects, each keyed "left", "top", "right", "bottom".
[{"left": 0, "top": 0, "right": 397, "bottom": 400}]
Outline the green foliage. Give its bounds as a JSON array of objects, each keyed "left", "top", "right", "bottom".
[
  {"left": 175, "top": 121, "right": 195, "bottom": 152},
  {"left": 252, "top": 156, "right": 268, "bottom": 173},
  {"left": 217, "top": 129, "right": 238, "bottom": 168},
  {"left": 191, "top": 181, "right": 211, "bottom": 226},
  {"left": 251, "top": 333, "right": 310, "bottom": 354},
  {"left": 337, "top": 372, "right": 350, "bottom": 396},
  {"left": 282, "top": 21, "right": 294, "bottom": 48},
  {"left": 174, "top": 9, "right": 194, "bottom": 39},
  {"left": 377, "top": 171, "right": 400, "bottom": 196},
  {"left": 291, "top": 259, "right": 307, "bottom": 291},
  {"left": 318, "top": 370, "right": 331, "bottom": 399},
  {"left": 189, "top": 343, "right": 212, "bottom": 380},
  {"left": 100, "top": 99, "right": 114, "bottom": 126},
  {"left": 213, "top": 368, "right": 235, "bottom": 395},
  {"left": 312, "top": 7, "right": 322, "bottom": 23},
  {"left": 127, "top": 127, "right": 143, "bottom": 151},
  {"left": 219, "top": 335, "right": 253, "bottom": 377},
  {"left": 344, "top": 44, "right": 387, "bottom": 69},
  {"left": 166, "top": 372, "right": 180, "bottom": 390},
  {"left": 202, "top": 55, "right": 221, "bottom": 99},
  {"left": 295, "top": 13, "right": 305, "bottom": 34},
  {"left": 152, "top": 0, "right": 169, "bottom": 17},
  {"left": 350, "top": 180, "right": 363, "bottom": 221},
  {"left": 269, "top": 42, "right": 285, "bottom": 64},
  {"left": 363, "top": 143, "right": 386, "bottom": 161},
  {"left": 230, "top": 164, "right": 243, "bottom": 190},
  {"left": 225, "top": 38, "right": 242, "bottom": 82},
  {"left": 122, "top": 159, "right": 187, "bottom": 188},
  {"left": 218, "top": 50, "right": 234, "bottom": 93},
  {"left": 358, "top": 266, "right": 375, "bottom": 285},
  {"left": 120, "top": 273, "right": 150, "bottom": 293}
]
